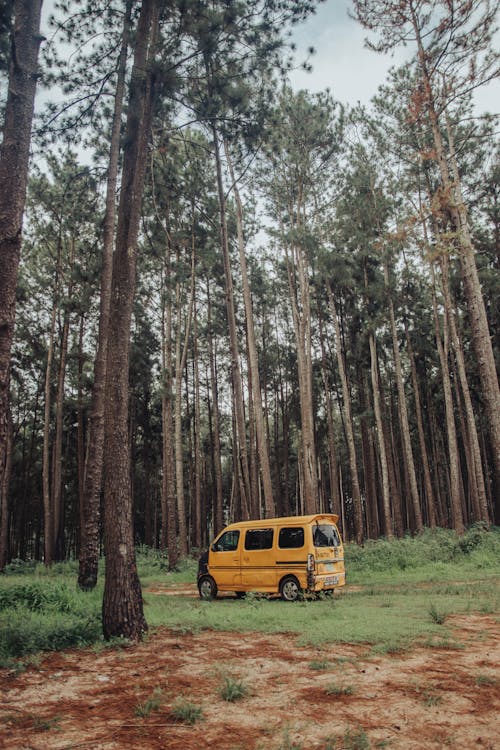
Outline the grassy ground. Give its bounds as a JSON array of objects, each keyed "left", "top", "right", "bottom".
[{"left": 1, "top": 526, "right": 499, "bottom": 667}]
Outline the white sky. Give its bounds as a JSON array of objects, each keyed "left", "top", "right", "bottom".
[{"left": 288, "top": 0, "right": 500, "bottom": 115}]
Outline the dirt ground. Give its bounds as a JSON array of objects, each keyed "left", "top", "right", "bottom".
[{"left": 1, "top": 585, "right": 499, "bottom": 750}]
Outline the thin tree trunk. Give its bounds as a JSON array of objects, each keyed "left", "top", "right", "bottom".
[
  {"left": 327, "top": 283, "right": 364, "bottom": 544},
  {"left": 102, "top": 0, "right": 157, "bottom": 641},
  {"left": 174, "top": 245, "right": 195, "bottom": 557},
  {"left": 161, "top": 258, "right": 178, "bottom": 568},
  {"left": 225, "top": 143, "right": 275, "bottom": 518},
  {"left": 212, "top": 126, "right": 250, "bottom": 519},
  {"left": 206, "top": 282, "right": 224, "bottom": 535},
  {"left": 0, "top": 406, "right": 12, "bottom": 569},
  {"left": 283, "top": 201, "right": 318, "bottom": 515},
  {"left": 192, "top": 295, "right": 202, "bottom": 550},
  {"left": 430, "top": 263, "right": 464, "bottom": 533},
  {"left": 52, "top": 303, "right": 70, "bottom": 558},
  {"left": 318, "top": 314, "right": 341, "bottom": 517},
  {"left": 78, "top": 0, "right": 131, "bottom": 590},
  {"left": 42, "top": 294, "right": 58, "bottom": 566},
  {"left": 404, "top": 321, "right": 436, "bottom": 528},
  {"left": 440, "top": 253, "right": 490, "bottom": 525},
  {"left": 368, "top": 331, "right": 393, "bottom": 538},
  {"left": 384, "top": 263, "right": 423, "bottom": 533}
]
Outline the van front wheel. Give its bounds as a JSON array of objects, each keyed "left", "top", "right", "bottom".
[
  {"left": 198, "top": 575, "right": 217, "bottom": 600},
  {"left": 280, "top": 576, "right": 301, "bottom": 602}
]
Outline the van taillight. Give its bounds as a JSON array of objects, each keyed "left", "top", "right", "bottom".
[{"left": 307, "top": 553, "right": 315, "bottom": 571}]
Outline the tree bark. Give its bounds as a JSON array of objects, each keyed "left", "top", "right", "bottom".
[
  {"left": 283, "top": 201, "right": 318, "bottom": 516},
  {"left": 78, "top": 0, "right": 131, "bottom": 591},
  {"left": 384, "top": 263, "right": 423, "bottom": 533},
  {"left": 327, "top": 283, "right": 364, "bottom": 544},
  {"left": 212, "top": 126, "right": 251, "bottom": 520},
  {"left": 368, "top": 331, "right": 393, "bottom": 538},
  {"left": 206, "top": 281, "right": 224, "bottom": 535},
  {"left": 174, "top": 245, "right": 195, "bottom": 557},
  {"left": 411, "top": 12, "right": 500, "bottom": 503},
  {"left": 0, "top": 0, "right": 43, "bottom": 569},
  {"left": 430, "top": 263, "right": 464, "bottom": 533},
  {"left": 404, "top": 321, "right": 436, "bottom": 528},
  {"left": 225, "top": 143, "right": 275, "bottom": 518},
  {"left": 440, "top": 253, "right": 490, "bottom": 525},
  {"left": 161, "top": 267, "right": 178, "bottom": 568},
  {"left": 102, "top": 0, "right": 158, "bottom": 641}
]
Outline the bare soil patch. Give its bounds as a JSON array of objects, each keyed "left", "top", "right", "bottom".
[{"left": 1, "top": 592, "right": 498, "bottom": 750}]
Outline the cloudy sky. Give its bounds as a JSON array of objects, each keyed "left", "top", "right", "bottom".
[{"left": 289, "top": 0, "right": 500, "bottom": 115}]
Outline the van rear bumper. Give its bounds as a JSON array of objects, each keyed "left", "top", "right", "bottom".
[{"left": 312, "top": 571, "right": 346, "bottom": 591}]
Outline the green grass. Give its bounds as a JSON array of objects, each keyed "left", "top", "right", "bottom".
[
  {"left": 135, "top": 687, "right": 164, "bottom": 717},
  {"left": 218, "top": 675, "right": 249, "bottom": 701},
  {"left": 170, "top": 696, "right": 204, "bottom": 724},
  {"left": 0, "top": 526, "right": 499, "bottom": 664}
]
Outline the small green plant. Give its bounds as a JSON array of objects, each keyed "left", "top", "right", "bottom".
[
  {"left": 171, "top": 696, "right": 203, "bottom": 725},
  {"left": 324, "top": 726, "right": 370, "bottom": 750},
  {"left": 33, "top": 714, "right": 61, "bottom": 732},
  {"left": 325, "top": 681, "right": 354, "bottom": 696},
  {"left": 219, "top": 676, "right": 249, "bottom": 702},
  {"left": 476, "top": 674, "right": 498, "bottom": 686},
  {"left": 134, "top": 687, "right": 163, "bottom": 717},
  {"left": 309, "top": 658, "right": 330, "bottom": 670},
  {"left": 428, "top": 603, "right": 447, "bottom": 624},
  {"left": 278, "top": 728, "right": 303, "bottom": 750},
  {"left": 422, "top": 690, "right": 442, "bottom": 707}
]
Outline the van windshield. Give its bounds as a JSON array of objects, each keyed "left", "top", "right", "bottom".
[{"left": 313, "top": 524, "right": 341, "bottom": 548}]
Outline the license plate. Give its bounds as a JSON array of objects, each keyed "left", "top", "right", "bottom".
[{"left": 324, "top": 575, "right": 339, "bottom": 586}]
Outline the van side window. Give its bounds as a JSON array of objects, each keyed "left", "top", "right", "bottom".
[
  {"left": 244, "top": 528, "right": 273, "bottom": 550},
  {"left": 213, "top": 530, "right": 240, "bottom": 552},
  {"left": 278, "top": 527, "right": 304, "bottom": 549}
]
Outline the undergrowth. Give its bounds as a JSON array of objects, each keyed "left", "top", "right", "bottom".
[{"left": 0, "top": 526, "right": 498, "bottom": 665}]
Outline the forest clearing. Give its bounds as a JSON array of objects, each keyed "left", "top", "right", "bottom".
[
  {"left": 1, "top": 598, "right": 499, "bottom": 750},
  {"left": 1, "top": 532, "right": 499, "bottom": 749}
]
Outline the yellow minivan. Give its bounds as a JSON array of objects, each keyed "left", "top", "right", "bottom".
[{"left": 197, "top": 514, "right": 345, "bottom": 601}]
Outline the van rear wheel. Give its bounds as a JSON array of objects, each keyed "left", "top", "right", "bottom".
[
  {"left": 280, "top": 575, "right": 301, "bottom": 602},
  {"left": 198, "top": 575, "right": 217, "bottom": 600}
]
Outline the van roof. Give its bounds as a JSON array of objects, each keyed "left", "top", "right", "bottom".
[{"left": 220, "top": 514, "right": 339, "bottom": 531}]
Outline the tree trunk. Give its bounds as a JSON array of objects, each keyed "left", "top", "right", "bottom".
[
  {"left": 404, "top": 321, "right": 436, "bottom": 528},
  {"left": 318, "top": 314, "right": 341, "bottom": 517},
  {"left": 368, "top": 331, "right": 393, "bottom": 538},
  {"left": 174, "top": 245, "right": 195, "bottom": 557},
  {"left": 192, "top": 295, "right": 202, "bottom": 550},
  {"left": 52, "top": 302, "right": 70, "bottom": 559},
  {"left": 283, "top": 202, "right": 318, "bottom": 515},
  {"left": 206, "top": 282, "right": 224, "bottom": 535},
  {"left": 412, "top": 14, "right": 500, "bottom": 502},
  {"left": 384, "top": 263, "right": 423, "bottom": 533},
  {"left": 42, "top": 294, "right": 57, "bottom": 566},
  {"left": 326, "top": 283, "right": 364, "bottom": 544},
  {"left": 0, "top": 0, "right": 43, "bottom": 540},
  {"left": 78, "top": 0, "right": 131, "bottom": 591},
  {"left": 212, "top": 126, "right": 251, "bottom": 519},
  {"left": 102, "top": 0, "right": 158, "bottom": 641},
  {"left": 161, "top": 277, "right": 178, "bottom": 568},
  {"left": 0, "top": 406, "right": 12, "bottom": 570},
  {"left": 225, "top": 143, "right": 275, "bottom": 518},
  {"left": 430, "top": 264, "right": 464, "bottom": 533},
  {"left": 440, "top": 253, "right": 490, "bottom": 524}
]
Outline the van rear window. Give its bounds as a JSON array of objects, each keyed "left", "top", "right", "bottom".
[
  {"left": 245, "top": 528, "right": 273, "bottom": 550},
  {"left": 313, "top": 524, "right": 341, "bottom": 548},
  {"left": 278, "top": 527, "right": 304, "bottom": 549}
]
